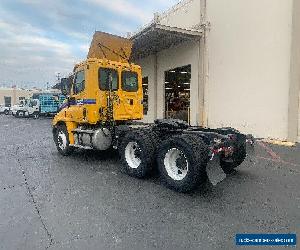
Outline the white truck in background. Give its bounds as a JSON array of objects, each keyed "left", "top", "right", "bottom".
[{"left": 11, "top": 98, "right": 40, "bottom": 119}]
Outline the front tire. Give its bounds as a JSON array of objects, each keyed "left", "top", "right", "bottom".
[
  {"left": 119, "top": 130, "right": 158, "bottom": 178},
  {"left": 4, "top": 109, "right": 9, "bottom": 115},
  {"left": 156, "top": 134, "right": 209, "bottom": 193},
  {"left": 16, "top": 111, "right": 25, "bottom": 118},
  {"left": 53, "top": 125, "right": 74, "bottom": 156},
  {"left": 33, "top": 112, "right": 40, "bottom": 119}
]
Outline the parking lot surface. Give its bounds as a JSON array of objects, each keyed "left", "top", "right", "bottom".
[{"left": 0, "top": 115, "right": 299, "bottom": 249}]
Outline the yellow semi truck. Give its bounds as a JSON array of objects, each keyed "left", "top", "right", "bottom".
[{"left": 52, "top": 33, "right": 254, "bottom": 192}]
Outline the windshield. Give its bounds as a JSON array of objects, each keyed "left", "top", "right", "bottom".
[
  {"left": 121, "top": 71, "right": 138, "bottom": 92},
  {"left": 30, "top": 100, "right": 37, "bottom": 107}
]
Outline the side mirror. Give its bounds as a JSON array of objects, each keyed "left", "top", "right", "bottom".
[
  {"left": 67, "top": 96, "right": 76, "bottom": 107},
  {"left": 60, "top": 77, "right": 72, "bottom": 96}
]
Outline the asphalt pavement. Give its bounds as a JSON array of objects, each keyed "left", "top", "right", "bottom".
[{"left": 0, "top": 115, "right": 299, "bottom": 250}]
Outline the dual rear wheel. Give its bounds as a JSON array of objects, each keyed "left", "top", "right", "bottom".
[{"left": 119, "top": 131, "right": 209, "bottom": 193}]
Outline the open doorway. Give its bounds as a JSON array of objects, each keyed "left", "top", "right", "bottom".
[{"left": 165, "top": 65, "right": 191, "bottom": 123}]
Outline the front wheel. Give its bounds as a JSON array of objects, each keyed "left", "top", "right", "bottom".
[
  {"left": 156, "top": 134, "right": 209, "bottom": 193},
  {"left": 33, "top": 112, "right": 40, "bottom": 119},
  {"left": 53, "top": 125, "right": 74, "bottom": 156},
  {"left": 16, "top": 111, "right": 25, "bottom": 118},
  {"left": 4, "top": 109, "right": 9, "bottom": 115}
]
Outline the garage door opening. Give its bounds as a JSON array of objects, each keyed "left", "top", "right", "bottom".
[{"left": 165, "top": 65, "right": 191, "bottom": 123}]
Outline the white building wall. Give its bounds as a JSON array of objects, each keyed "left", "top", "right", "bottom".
[
  {"left": 159, "top": 0, "right": 200, "bottom": 29},
  {"left": 298, "top": 93, "right": 300, "bottom": 141},
  {"left": 136, "top": 0, "right": 297, "bottom": 140},
  {"left": 288, "top": 0, "right": 300, "bottom": 142},
  {"left": 136, "top": 55, "right": 156, "bottom": 123},
  {"left": 206, "top": 0, "right": 294, "bottom": 139}
]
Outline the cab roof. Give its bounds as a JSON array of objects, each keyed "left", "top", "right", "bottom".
[{"left": 73, "top": 58, "right": 141, "bottom": 72}]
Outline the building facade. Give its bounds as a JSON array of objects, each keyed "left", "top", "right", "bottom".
[
  {"left": 0, "top": 88, "right": 33, "bottom": 107},
  {"left": 131, "top": 0, "right": 300, "bottom": 142}
]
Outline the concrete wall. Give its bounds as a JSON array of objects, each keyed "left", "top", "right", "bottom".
[
  {"left": 136, "top": 0, "right": 297, "bottom": 140},
  {"left": 136, "top": 55, "right": 156, "bottom": 123},
  {"left": 206, "top": 0, "right": 294, "bottom": 139},
  {"left": 299, "top": 93, "right": 300, "bottom": 141},
  {"left": 159, "top": 0, "right": 200, "bottom": 29},
  {"left": 287, "top": 0, "right": 300, "bottom": 142},
  {"left": 137, "top": 40, "right": 201, "bottom": 125}
]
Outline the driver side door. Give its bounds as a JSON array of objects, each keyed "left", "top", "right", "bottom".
[{"left": 68, "top": 70, "right": 86, "bottom": 122}]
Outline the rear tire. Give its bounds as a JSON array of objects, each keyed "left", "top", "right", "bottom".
[
  {"left": 53, "top": 124, "right": 74, "bottom": 156},
  {"left": 220, "top": 144, "right": 246, "bottom": 174},
  {"left": 156, "top": 134, "right": 209, "bottom": 193},
  {"left": 119, "top": 130, "right": 158, "bottom": 178}
]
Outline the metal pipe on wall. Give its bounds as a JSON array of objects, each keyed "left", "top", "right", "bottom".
[
  {"left": 199, "top": 0, "right": 209, "bottom": 127},
  {"left": 154, "top": 53, "right": 158, "bottom": 119}
]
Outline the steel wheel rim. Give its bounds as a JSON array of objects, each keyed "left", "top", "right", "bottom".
[
  {"left": 125, "top": 142, "right": 141, "bottom": 169},
  {"left": 164, "top": 148, "right": 188, "bottom": 180},
  {"left": 58, "top": 131, "right": 67, "bottom": 150}
]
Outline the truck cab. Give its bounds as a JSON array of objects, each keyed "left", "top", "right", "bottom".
[
  {"left": 12, "top": 98, "right": 40, "bottom": 119},
  {"left": 0, "top": 104, "right": 11, "bottom": 115},
  {"left": 53, "top": 58, "right": 144, "bottom": 145}
]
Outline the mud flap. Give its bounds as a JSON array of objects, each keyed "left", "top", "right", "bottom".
[{"left": 206, "top": 154, "right": 226, "bottom": 186}]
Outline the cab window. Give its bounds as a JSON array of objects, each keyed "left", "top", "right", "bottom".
[
  {"left": 122, "top": 71, "right": 138, "bottom": 92},
  {"left": 99, "top": 68, "right": 118, "bottom": 91},
  {"left": 28, "top": 100, "right": 37, "bottom": 107},
  {"left": 73, "top": 70, "right": 85, "bottom": 94}
]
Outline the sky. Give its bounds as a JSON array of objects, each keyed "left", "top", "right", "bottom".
[{"left": 0, "top": 0, "right": 179, "bottom": 89}]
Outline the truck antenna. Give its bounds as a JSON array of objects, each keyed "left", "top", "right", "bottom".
[{"left": 56, "top": 72, "right": 61, "bottom": 80}]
